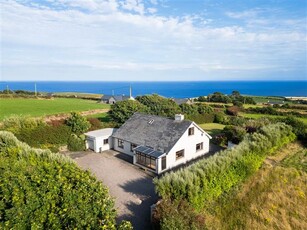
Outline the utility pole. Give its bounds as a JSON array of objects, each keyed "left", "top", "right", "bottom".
[
  {"left": 34, "top": 82, "right": 37, "bottom": 97},
  {"left": 6, "top": 85, "right": 9, "bottom": 94},
  {"left": 129, "top": 85, "right": 132, "bottom": 98},
  {"left": 112, "top": 90, "right": 114, "bottom": 96}
]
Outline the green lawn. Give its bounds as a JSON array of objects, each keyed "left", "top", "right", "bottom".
[
  {"left": 0, "top": 98, "right": 110, "bottom": 120},
  {"left": 199, "top": 123, "right": 225, "bottom": 135},
  {"left": 241, "top": 113, "right": 307, "bottom": 124}
]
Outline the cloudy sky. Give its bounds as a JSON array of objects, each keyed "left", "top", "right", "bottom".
[{"left": 1, "top": 0, "right": 306, "bottom": 81}]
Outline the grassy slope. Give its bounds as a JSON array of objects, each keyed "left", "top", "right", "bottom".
[
  {"left": 0, "top": 98, "right": 110, "bottom": 120},
  {"left": 204, "top": 142, "right": 307, "bottom": 230},
  {"left": 199, "top": 123, "right": 225, "bottom": 135}
]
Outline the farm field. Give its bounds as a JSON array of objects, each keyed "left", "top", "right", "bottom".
[
  {"left": 0, "top": 98, "right": 110, "bottom": 120},
  {"left": 199, "top": 123, "right": 225, "bottom": 135},
  {"left": 241, "top": 113, "right": 307, "bottom": 124}
]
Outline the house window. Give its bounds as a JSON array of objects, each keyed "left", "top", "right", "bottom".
[
  {"left": 118, "top": 139, "right": 124, "bottom": 148},
  {"left": 188, "top": 127, "right": 194, "bottom": 136},
  {"left": 135, "top": 152, "right": 156, "bottom": 170},
  {"left": 162, "top": 156, "right": 167, "bottom": 170},
  {"left": 196, "top": 142, "right": 203, "bottom": 152},
  {"left": 103, "top": 138, "right": 109, "bottom": 145},
  {"left": 176, "top": 149, "right": 184, "bottom": 160},
  {"left": 131, "top": 143, "right": 137, "bottom": 152}
]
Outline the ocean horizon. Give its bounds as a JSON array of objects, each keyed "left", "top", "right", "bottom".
[{"left": 1, "top": 81, "right": 306, "bottom": 98}]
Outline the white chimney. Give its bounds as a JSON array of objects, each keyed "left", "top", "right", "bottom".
[{"left": 175, "top": 114, "right": 184, "bottom": 121}]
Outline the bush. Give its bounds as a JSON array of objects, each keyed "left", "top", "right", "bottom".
[
  {"left": 214, "top": 112, "right": 225, "bottom": 124},
  {"left": 154, "top": 123, "right": 295, "bottom": 211},
  {"left": 223, "top": 125, "right": 247, "bottom": 144},
  {"left": 66, "top": 112, "right": 91, "bottom": 135},
  {"left": 233, "top": 100, "right": 243, "bottom": 107},
  {"left": 0, "top": 131, "right": 131, "bottom": 229},
  {"left": 2, "top": 115, "right": 44, "bottom": 134},
  {"left": 15, "top": 124, "right": 71, "bottom": 149},
  {"left": 226, "top": 106, "right": 240, "bottom": 116},
  {"left": 186, "top": 113, "right": 215, "bottom": 124},
  {"left": 88, "top": 117, "right": 103, "bottom": 131},
  {"left": 67, "top": 134, "right": 85, "bottom": 151}
]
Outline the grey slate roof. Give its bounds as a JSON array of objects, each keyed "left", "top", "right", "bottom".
[
  {"left": 101, "top": 95, "right": 130, "bottom": 102},
  {"left": 112, "top": 113, "right": 193, "bottom": 154}
]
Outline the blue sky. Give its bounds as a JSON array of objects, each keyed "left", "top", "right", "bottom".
[{"left": 1, "top": 0, "right": 306, "bottom": 81}]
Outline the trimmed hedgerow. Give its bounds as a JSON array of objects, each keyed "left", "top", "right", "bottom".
[
  {"left": 0, "top": 131, "right": 132, "bottom": 229},
  {"left": 154, "top": 123, "right": 295, "bottom": 210}
]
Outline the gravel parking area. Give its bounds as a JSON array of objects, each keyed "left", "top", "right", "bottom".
[{"left": 73, "top": 150, "right": 158, "bottom": 230}]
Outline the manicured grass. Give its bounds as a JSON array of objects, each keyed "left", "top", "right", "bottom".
[
  {"left": 199, "top": 123, "right": 225, "bottom": 135},
  {"left": 241, "top": 113, "right": 307, "bottom": 124},
  {"left": 0, "top": 98, "right": 110, "bottom": 120}
]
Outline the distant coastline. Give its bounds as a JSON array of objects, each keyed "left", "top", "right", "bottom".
[{"left": 1, "top": 81, "right": 306, "bottom": 98}]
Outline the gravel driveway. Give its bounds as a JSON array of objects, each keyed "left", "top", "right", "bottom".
[{"left": 73, "top": 150, "right": 158, "bottom": 230}]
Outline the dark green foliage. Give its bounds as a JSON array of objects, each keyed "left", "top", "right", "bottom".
[
  {"left": 136, "top": 94, "right": 181, "bottom": 117},
  {"left": 180, "top": 103, "right": 199, "bottom": 115},
  {"left": 274, "top": 116, "right": 307, "bottom": 140},
  {"left": 0, "top": 131, "right": 128, "bottom": 229},
  {"left": 152, "top": 200, "right": 205, "bottom": 230},
  {"left": 154, "top": 123, "right": 296, "bottom": 212},
  {"left": 208, "top": 92, "right": 232, "bottom": 103},
  {"left": 214, "top": 112, "right": 226, "bottom": 123},
  {"left": 66, "top": 112, "right": 91, "bottom": 135},
  {"left": 186, "top": 113, "right": 215, "bottom": 124},
  {"left": 87, "top": 117, "right": 103, "bottom": 130},
  {"left": 196, "top": 103, "right": 214, "bottom": 114},
  {"left": 67, "top": 134, "right": 85, "bottom": 151},
  {"left": 197, "top": 96, "right": 207, "bottom": 102},
  {"left": 15, "top": 124, "right": 71, "bottom": 150},
  {"left": 108, "top": 100, "right": 149, "bottom": 124},
  {"left": 233, "top": 100, "right": 243, "bottom": 107},
  {"left": 226, "top": 106, "right": 240, "bottom": 116},
  {"left": 223, "top": 125, "right": 247, "bottom": 144}
]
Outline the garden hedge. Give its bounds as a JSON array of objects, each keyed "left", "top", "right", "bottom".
[
  {"left": 154, "top": 123, "right": 295, "bottom": 210},
  {"left": 0, "top": 131, "right": 132, "bottom": 229}
]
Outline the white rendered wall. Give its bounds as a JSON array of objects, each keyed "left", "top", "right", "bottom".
[
  {"left": 113, "top": 138, "right": 134, "bottom": 156},
  {"left": 157, "top": 123, "right": 210, "bottom": 174}
]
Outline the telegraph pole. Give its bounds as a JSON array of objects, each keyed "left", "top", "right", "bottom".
[{"left": 34, "top": 82, "right": 37, "bottom": 97}]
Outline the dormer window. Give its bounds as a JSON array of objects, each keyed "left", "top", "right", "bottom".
[{"left": 188, "top": 127, "right": 194, "bottom": 136}]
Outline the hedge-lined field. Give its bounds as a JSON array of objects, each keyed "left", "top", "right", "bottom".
[
  {"left": 154, "top": 123, "right": 296, "bottom": 210},
  {"left": 0, "top": 131, "right": 132, "bottom": 229},
  {"left": 0, "top": 98, "right": 110, "bottom": 120}
]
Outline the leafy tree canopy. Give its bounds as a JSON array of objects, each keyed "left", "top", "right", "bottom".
[{"left": 66, "top": 112, "right": 91, "bottom": 135}]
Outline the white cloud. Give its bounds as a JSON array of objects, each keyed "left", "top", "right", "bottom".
[{"left": 1, "top": 1, "right": 306, "bottom": 81}]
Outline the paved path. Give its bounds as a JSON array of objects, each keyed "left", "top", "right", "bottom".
[{"left": 74, "top": 150, "right": 158, "bottom": 230}]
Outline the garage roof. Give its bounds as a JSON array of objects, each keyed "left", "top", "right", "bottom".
[{"left": 85, "top": 128, "right": 117, "bottom": 138}]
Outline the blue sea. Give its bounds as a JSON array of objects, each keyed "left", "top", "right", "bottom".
[{"left": 0, "top": 81, "right": 306, "bottom": 98}]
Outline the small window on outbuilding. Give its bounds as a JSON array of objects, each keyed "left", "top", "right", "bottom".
[
  {"left": 176, "top": 149, "right": 184, "bottom": 160},
  {"left": 118, "top": 139, "right": 124, "bottom": 148},
  {"left": 103, "top": 139, "right": 109, "bottom": 145},
  {"left": 188, "top": 127, "right": 194, "bottom": 136}
]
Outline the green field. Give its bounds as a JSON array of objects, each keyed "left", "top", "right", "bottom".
[
  {"left": 199, "top": 123, "right": 225, "bottom": 135},
  {"left": 241, "top": 113, "right": 307, "bottom": 124},
  {"left": 0, "top": 98, "right": 110, "bottom": 120}
]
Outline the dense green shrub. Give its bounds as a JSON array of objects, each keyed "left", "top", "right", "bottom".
[
  {"left": 88, "top": 117, "right": 103, "bottom": 130},
  {"left": 109, "top": 100, "right": 149, "bottom": 124},
  {"left": 66, "top": 112, "right": 91, "bottom": 135},
  {"left": 0, "top": 131, "right": 131, "bottom": 229},
  {"left": 154, "top": 123, "right": 295, "bottom": 211},
  {"left": 152, "top": 200, "right": 205, "bottom": 230},
  {"left": 136, "top": 94, "right": 181, "bottom": 117},
  {"left": 67, "top": 134, "right": 86, "bottom": 151},
  {"left": 223, "top": 125, "right": 246, "bottom": 144},
  {"left": 214, "top": 112, "right": 226, "bottom": 123},
  {"left": 15, "top": 124, "right": 71, "bottom": 148},
  {"left": 226, "top": 106, "right": 240, "bottom": 116},
  {"left": 186, "top": 113, "right": 215, "bottom": 124},
  {"left": 1, "top": 115, "right": 44, "bottom": 134}
]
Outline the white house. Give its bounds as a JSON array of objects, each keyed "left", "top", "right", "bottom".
[
  {"left": 85, "top": 113, "right": 211, "bottom": 174},
  {"left": 85, "top": 128, "right": 117, "bottom": 152}
]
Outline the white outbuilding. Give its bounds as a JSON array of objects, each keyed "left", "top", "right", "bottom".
[{"left": 85, "top": 128, "right": 117, "bottom": 153}]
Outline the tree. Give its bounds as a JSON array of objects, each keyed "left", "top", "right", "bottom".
[
  {"left": 66, "top": 112, "right": 91, "bottom": 135},
  {"left": 108, "top": 100, "right": 149, "bottom": 124},
  {"left": 136, "top": 94, "right": 181, "bottom": 117}
]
